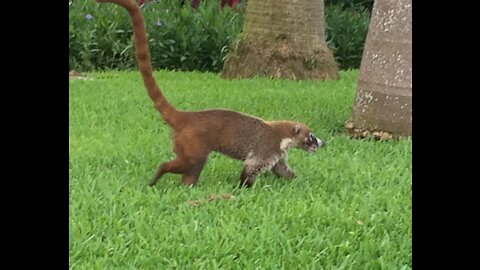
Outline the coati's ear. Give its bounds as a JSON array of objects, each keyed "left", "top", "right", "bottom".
[{"left": 293, "top": 124, "right": 301, "bottom": 135}]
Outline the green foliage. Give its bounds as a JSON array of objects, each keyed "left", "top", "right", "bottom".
[
  {"left": 69, "top": 0, "right": 243, "bottom": 72},
  {"left": 70, "top": 70, "right": 412, "bottom": 269},
  {"left": 325, "top": 0, "right": 374, "bottom": 11},
  {"left": 325, "top": 4, "right": 371, "bottom": 70},
  {"left": 69, "top": 0, "right": 370, "bottom": 72},
  {"left": 69, "top": 0, "right": 136, "bottom": 70}
]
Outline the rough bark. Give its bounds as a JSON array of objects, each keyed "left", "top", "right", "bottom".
[
  {"left": 346, "top": 0, "right": 412, "bottom": 138},
  {"left": 221, "top": 0, "right": 339, "bottom": 81}
]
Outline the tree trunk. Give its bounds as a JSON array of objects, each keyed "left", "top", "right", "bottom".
[
  {"left": 346, "top": 0, "right": 412, "bottom": 139},
  {"left": 221, "top": 0, "right": 339, "bottom": 81}
]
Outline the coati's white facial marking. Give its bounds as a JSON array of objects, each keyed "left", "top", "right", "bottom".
[{"left": 280, "top": 138, "right": 295, "bottom": 151}]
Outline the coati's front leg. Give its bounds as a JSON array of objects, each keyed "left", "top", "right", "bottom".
[
  {"left": 240, "top": 155, "right": 280, "bottom": 187},
  {"left": 239, "top": 165, "right": 262, "bottom": 188},
  {"left": 271, "top": 157, "right": 295, "bottom": 180}
]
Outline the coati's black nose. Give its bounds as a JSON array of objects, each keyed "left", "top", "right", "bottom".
[{"left": 317, "top": 138, "right": 325, "bottom": 148}]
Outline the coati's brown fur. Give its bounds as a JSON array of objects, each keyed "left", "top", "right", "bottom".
[{"left": 96, "top": 0, "right": 325, "bottom": 187}]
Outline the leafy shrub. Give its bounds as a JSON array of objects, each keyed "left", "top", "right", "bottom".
[
  {"left": 69, "top": 0, "right": 243, "bottom": 72},
  {"left": 325, "top": 4, "right": 371, "bottom": 70},
  {"left": 325, "top": 0, "right": 374, "bottom": 11}
]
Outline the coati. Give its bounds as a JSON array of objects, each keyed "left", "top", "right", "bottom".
[{"left": 96, "top": 0, "right": 325, "bottom": 187}]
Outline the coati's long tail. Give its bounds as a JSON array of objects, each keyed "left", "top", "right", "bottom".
[{"left": 96, "top": 0, "right": 178, "bottom": 126}]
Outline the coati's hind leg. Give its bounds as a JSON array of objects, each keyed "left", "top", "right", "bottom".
[
  {"left": 148, "top": 155, "right": 208, "bottom": 186},
  {"left": 148, "top": 158, "right": 192, "bottom": 186},
  {"left": 181, "top": 157, "right": 207, "bottom": 186},
  {"left": 271, "top": 157, "right": 295, "bottom": 180},
  {"left": 149, "top": 134, "right": 209, "bottom": 187}
]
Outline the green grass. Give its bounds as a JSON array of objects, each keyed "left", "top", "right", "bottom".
[{"left": 69, "top": 70, "right": 412, "bottom": 269}]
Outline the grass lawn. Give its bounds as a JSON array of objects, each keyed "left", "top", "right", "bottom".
[{"left": 69, "top": 70, "right": 412, "bottom": 269}]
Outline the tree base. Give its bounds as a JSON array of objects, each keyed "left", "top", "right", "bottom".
[
  {"left": 221, "top": 38, "right": 339, "bottom": 81},
  {"left": 349, "top": 82, "right": 412, "bottom": 138},
  {"left": 345, "top": 121, "right": 403, "bottom": 140}
]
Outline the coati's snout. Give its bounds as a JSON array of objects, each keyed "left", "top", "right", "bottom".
[
  {"left": 292, "top": 124, "right": 325, "bottom": 153},
  {"left": 305, "top": 133, "right": 325, "bottom": 153}
]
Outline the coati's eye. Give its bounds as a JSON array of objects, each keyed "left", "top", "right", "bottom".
[
  {"left": 304, "top": 133, "right": 311, "bottom": 142},
  {"left": 307, "top": 134, "right": 317, "bottom": 144}
]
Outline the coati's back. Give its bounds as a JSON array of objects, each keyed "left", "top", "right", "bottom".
[{"left": 178, "top": 109, "right": 280, "bottom": 160}]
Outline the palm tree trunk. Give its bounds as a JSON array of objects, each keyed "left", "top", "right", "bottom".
[
  {"left": 221, "top": 0, "right": 338, "bottom": 81},
  {"left": 346, "top": 0, "right": 412, "bottom": 138}
]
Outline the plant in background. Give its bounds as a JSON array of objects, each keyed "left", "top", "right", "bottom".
[
  {"left": 69, "top": 0, "right": 370, "bottom": 72},
  {"left": 69, "top": 0, "right": 137, "bottom": 71},
  {"left": 69, "top": 0, "right": 243, "bottom": 72},
  {"left": 325, "top": 4, "right": 371, "bottom": 70},
  {"left": 325, "top": 0, "right": 373, "bottom": 11}
]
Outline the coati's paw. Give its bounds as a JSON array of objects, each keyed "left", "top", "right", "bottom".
[
  {"left": 181, "top": 175, "right": 199, "bottom": 186},
  {"left": 148, "top": 178, "right": 158, "bottom": 187},
  {"left": 275, "top": 171, "right": 295, "bottom": 180},
  {"left": 284, "top": 171, "right": 295, "bottom": 180},
  {"left": 239, "top": 178, "right": 254, "bottom": 188}
]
